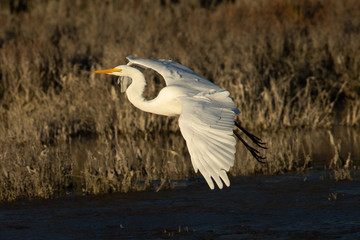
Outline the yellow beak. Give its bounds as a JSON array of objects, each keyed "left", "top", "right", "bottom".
[{"left": 92, "top": 68, "right": 122, "bottom": 74}]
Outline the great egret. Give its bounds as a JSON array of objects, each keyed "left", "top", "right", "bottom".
[{"left": 93, "top": 56, "right": 266, "bottom": 189}]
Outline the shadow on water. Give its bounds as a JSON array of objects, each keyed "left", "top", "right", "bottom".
[{"left": 1, "top": 128, "right": 360, "bottom": 239}]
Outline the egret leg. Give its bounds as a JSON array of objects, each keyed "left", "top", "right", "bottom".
[{"left": 233, "top": 121, "right": 266, "bottom": 163}]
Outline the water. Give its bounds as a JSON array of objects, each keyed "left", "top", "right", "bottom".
[
  {"left": 1, "top": 128, "right": 360, "bottom": 239},
  {"left": 1, "top": 173, "right": 360, "bottom": 239}
]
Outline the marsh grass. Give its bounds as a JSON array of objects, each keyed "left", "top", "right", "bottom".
[
  {"left": 328, "top": 131, "right": 353, "bottom": 181},
  {"left": 1, "top": 0, "right": 360, "bottom": 200},
  {"left": 1, "top": 128, "right": 358, "bottom": 201}
]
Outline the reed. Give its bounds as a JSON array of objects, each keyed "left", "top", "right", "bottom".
[
  {"left": 328, "top": 131, "right": 352, "bottom": 181},
  {"left": 0, "top": 0, "right": 359, "bottom": 200}
]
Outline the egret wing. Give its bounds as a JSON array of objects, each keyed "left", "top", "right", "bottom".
[
  {"left": 126, "top": 56, "right": 218, "bottom": 88},
  {"left": 178, "top": 91, "right": 237, "bottom": 189}
]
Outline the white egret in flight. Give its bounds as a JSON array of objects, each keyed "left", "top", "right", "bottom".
[{"left": 93, "top": 56, "right": 266, "bottom": 189}]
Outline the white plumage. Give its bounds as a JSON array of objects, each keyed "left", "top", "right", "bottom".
[{"left": 93, "top": 56, "right": 265, "bottom": 189}]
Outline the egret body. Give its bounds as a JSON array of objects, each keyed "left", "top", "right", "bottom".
[{"left": 93, "top": 56, "right": 265, "bottom": 189}]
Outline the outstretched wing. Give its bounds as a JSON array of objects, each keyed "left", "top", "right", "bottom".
[
  {"left": 178, "top": 91, "right": 237, "bottom": 189},
  {"left": 127, "top": 56, "right": 239, "bottom": 189},
  {"left": 126, "top": 56, "right": 218, "bottom": 88}
]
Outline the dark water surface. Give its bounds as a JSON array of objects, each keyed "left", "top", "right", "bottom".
[
  {"left": 1, "top": 128, "right": 360, "bottom": 239},
  {"left": 1, "top": 172, "right": 360, "bottom": 239}
]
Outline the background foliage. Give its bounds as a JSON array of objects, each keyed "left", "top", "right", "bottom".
[{"left": 0, "top": 0, "right": 359, "bottom": 200}]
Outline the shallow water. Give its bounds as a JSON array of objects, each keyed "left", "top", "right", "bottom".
[
  {"left": 1, "top": 128, "right": 360, "bottom": 239},
  {"left": 1, "top": 172, "right": 360, "bottom": 239}
]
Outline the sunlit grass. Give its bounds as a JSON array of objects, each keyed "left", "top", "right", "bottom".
[{"left": 0, "top": 0, "right": 359, "bottom": 201}]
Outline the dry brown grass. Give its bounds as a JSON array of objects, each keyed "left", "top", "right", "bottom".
[
  {"left": 327, "top": 130, "right": 353, "bottom": 181},
  {"left": 0, "top": 0, "right": 359, "bottom": 200}
]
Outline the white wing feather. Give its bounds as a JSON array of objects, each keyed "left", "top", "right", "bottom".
[
  {"left": 178, "top": 92, "right": 236, "bottom": 189},
  {"left": 126, "top": 56, "right": 239, "bottom": 189},
  {"left": 126, "top": 56, "right": 219, "bottom": 88}
]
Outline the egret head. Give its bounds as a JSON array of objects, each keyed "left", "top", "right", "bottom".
[{"left": 92, "top": 65, "right": 134, "bottom": 93}]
